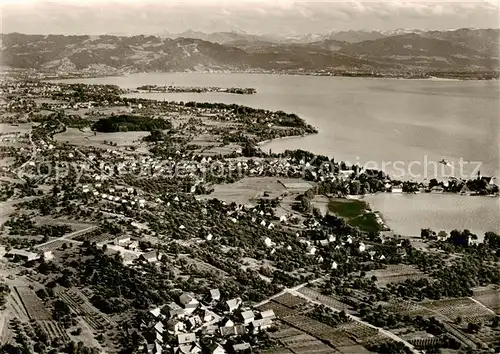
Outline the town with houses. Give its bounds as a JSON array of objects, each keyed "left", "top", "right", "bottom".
[{"left": 0, "top": 75, "right": 499, "bottom": 354}]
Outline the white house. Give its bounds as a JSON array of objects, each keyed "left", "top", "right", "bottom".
[
  {"left": 264, "top": 237, "right": 273, "bottom": 248},
  {"left": 220, "top": 318, "right": 234, "bottom": 327},
  {"left": 240, "top": 310, "right": 255, "bottom": 325},
  {"left": 260, "top": 310, "right": 276, "bottom": 320},
  {"left": 149, "top": 306, "right": 165, "bottom": 319},
  {"left": 225, "top": 298, "right": 242, "bottom": 313},
  {"left": 209, "top": 288, "right": 221, "bottom": 302}
]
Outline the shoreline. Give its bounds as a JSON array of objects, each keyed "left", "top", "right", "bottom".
[
  {"left": 257, "top": 134, "right": 308, "bottom": 147},
  {"left": 30, "top": 70, "right": 500, "bottom": 82}
]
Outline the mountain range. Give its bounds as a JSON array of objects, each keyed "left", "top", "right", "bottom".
[{"left": 1, "top": 28, "right": 498, "bottom": 74}]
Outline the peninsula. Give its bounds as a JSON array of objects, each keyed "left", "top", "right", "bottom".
[{"left": 135, "top": 85, "right": 257, "bottom": 94}]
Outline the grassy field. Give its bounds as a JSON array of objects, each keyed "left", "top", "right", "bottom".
[{"left": 328, "top": 199, "right": 382, "bottom": 233}]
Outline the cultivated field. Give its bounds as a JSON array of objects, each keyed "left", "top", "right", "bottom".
[
  {"left": 297, "top": 287, "right": 352, "bottom": 313},
  {"left": 54, "top": 128, "right": 149, "bottom": 148},
  {"left": 268, "top": 323, "right": 338, "bottom": 354},
  {"left": 273, "top": 292, "right": 309, "bottom": 309},
  {"left": 198, "top": 177, "right": 288, "bottom": 206},
  {"left": 201, "top": 143, "right": 243, "bottom": 156},
  {"left": 421, "top": 297, "right": 495, "bottom": 323},
  {"left": 472, "top": 286, "right": 500, "bottom": 314},
  {"left": 366, "top": 264, "right": 426, "bottom": 286},
  {"left": 14, "top": 286, "right": 51, "bottom": 321},
  {"left": 257, "top": 301, "right": 298, "bottom": 318},
  {"left": 36, "top": 320, "right": 70, "bottom": 342},
  {"left": 284, "top": 314, "right": 358, "bottom": 348},
  {"left": 59, "top": 288, "right": 116, "bottom": 331},
  {"left": 0, "top": 123, "right": 33, "bottom": 134},
  {"left": 384, "top": 300, "right": 434, "bottom": 317}
]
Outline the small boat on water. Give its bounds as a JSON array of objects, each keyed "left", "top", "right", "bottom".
[{"left": 438, "top": 159, "right": 450, "bottom": 166}]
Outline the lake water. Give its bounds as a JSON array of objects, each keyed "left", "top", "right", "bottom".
[
  {"left": 53, "top": 73, "right": 500, "bottom": 235},
  {"left": 364, "top": 193, "right": 499, "bottom": 238}
]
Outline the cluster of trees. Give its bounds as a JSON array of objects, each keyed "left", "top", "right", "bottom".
[
  {"left": 427, "top": 176, "right": 498, "bottom": 195},
  {"left": 0, "top": 281, "right": 10, "bottom": 309},
  {"left": 143, "top": 129, "right": 169, "bottom": 142},
  {"left": 51, "top": 83, "right": 124, "bottom": 103},
  {"left": 391, "top": 257, "right": 500, "bottom": 300},
  {"left": 92, "top": 114, "right": 172, "bottom": 133},
  {"left": 308, "top": 305, "right": 349, "bottom": 327}
]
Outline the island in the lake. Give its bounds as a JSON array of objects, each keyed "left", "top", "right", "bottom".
[{"left": 135, "top": 85, "right": 257, "bottom": 94}]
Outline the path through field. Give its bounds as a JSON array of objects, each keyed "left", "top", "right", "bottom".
[{"left": 288, "top": 287, "right": 421, "bottom": 354}]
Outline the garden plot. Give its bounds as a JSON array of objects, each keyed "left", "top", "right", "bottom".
[
  {"left": 366, "top": 264, "right": 426, "bottom": 286},
  {"left": 261, "top": 349, "right": 294, "bottom": 354},
  {"left": 58, "top": 288, "right": 116, "bottom": 331},
  {"left": 54, "top": 128, "right": 149, "bottom": 148},
  {"left": 273, "top": 292, "right": 309, "bottom": 309},
  {"left": 336, "top": 345, "right": 371, "bottom": 354},
  {"left": 421, "top": 298, "right": 494, "bottom": 323},
  {"left": 283, "top": 315, "right": 357, "bottom": 348},
  {"left": 14, "top": 286, "right": 51, "bottom": 321},
  {"left": 0, "top": 310, "right": 13, "bottom": 345},
  {"left": 0, "top": 123, "right": 33, "bottom": 134},
  {"left": 471, "top": 326, "right": 500, "bottom": 346},
  {"left": 201, "top": 143, "right": 243, "bottom": 156},
  {"left": 336, "top": 321, "right": 378, "bottom": 343},
  {"left": 268, "top": 323, "right": 337, "bottom": 354},
  {"left": 37, "top": 320, "right": 70, "bottom": 342},
  {"left": 256, "top": 301, "right": 297, "bottom": 318},
  {"left": 384, "top": 300, "right": 434, "bottom": 317},
  {"left": 198, "top": 177, "right": 288, "bottom": 206},
  {"left": 472, "top": 286, "right": 500, "bottom": 314},
  {"left": 297, "top": 287, "right": 352, "bottom": 313},
  {"left": 292, "top": 344, "right": 338, "bottom": 354},
  {"left": 33, "top": 217, "right": 96, "bottom": 230},
  {"left": 75, "top": 232, "right": 114, "bottom": 244}
]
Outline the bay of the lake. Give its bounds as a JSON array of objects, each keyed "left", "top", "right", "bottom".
[
  {"left": 53, "top": 73, "right": 500, "bottom": 236},
  {"left": 363, "top": 193, "right": 499, "bottom": 238}
]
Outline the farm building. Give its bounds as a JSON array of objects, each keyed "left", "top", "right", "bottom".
[
  {"left": 239, "top": 310, "right": 254, "bottom": 325},
  {"left": 5, "top": 249, "right": 40, "bottom": 262}
]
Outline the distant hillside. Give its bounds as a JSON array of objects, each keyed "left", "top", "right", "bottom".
[
  {"left": 421, "top": 28, "right": 500, "bottom": 57},
  {"left": 1, "top": 31, "right": 498, "bottom": 74},
  {"left": 324, "top": 30, "right": 387, "bottom": 43},
  {"left": 337, "top": 33, "right": 498, "bottom": 69},
  {"left": 0, "top": 34, "right": 249, "bottom": 72}
]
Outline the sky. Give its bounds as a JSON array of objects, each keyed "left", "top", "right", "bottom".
[{"left": 0, "top": 0, "right": 499, "bottom": 36}]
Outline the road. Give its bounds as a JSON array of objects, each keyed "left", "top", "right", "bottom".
[
  {"left": 252, "top": 277, "right": 324, "bottom": 308},
  {"left": 289, "top": 288, "right": 421, "bottom": 354},
  {"left": 254, "top": 279, "right": 420, "bottom": 354},
  {"left": 0, "top": 196, "right": 43, "bottom": 210},
  {"left": 35, "top": 225, "right": 98, "bottom": 250}
]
